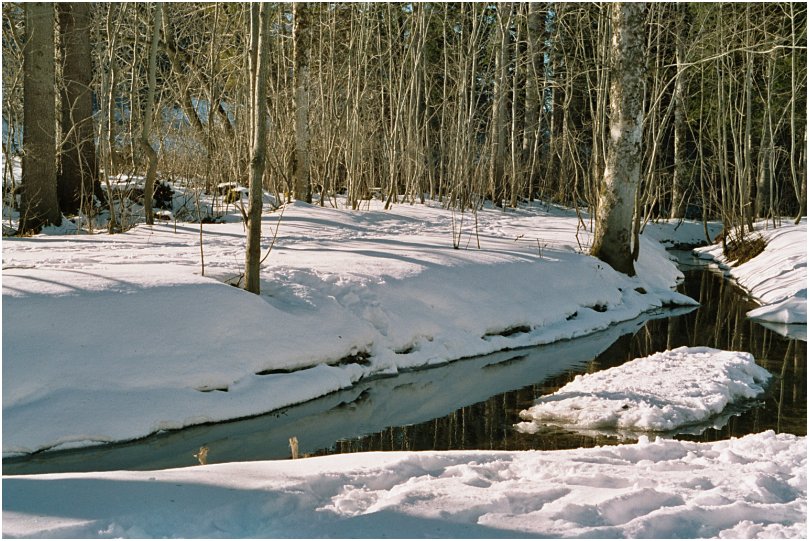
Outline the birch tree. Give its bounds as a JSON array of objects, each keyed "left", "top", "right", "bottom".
[
  {"left": 590, "top": 2, "right": 646, "bottom": 276},
  {"left": 488, "top": 3, "right": 511, "bottom": 207}
]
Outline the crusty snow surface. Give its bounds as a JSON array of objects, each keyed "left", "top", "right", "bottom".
[
  {"left": 3, "top": 431, "right": 805, "bottom": 538},
  {"left": 518, "top": 346, "right": 772, "bottom": 435}
]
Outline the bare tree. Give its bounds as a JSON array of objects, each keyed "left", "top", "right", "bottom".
[
  {"left": 139, "top": 2, "right": 161, "bottom": 225},
  {"left": 489, "top": 3, "right": 511, "bottom": 207},
  {"left": 590, "top": 2, "right": 646, "bottom": 276},
  {"left": 20, "top": 2, "right": 60, "bottom": 233},
  {"left": 57, "top": 2, "right": 97, "bottom": 216},
  {"left": 669, "top": 4, "right": 688, "bottom": 219},
  {"left": 293, "top": 2, "right": 312, "bottom": 203},
  {"left": 244, "top": 3, "right": 271, "bottom": 295}
]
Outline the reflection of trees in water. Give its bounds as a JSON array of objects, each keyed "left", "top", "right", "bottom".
[
  {"left": 323, "top": 386, "right": 622, "bottom": 456},
  {"left": 322, "top": 270, "right": 805, "bottom": 457}
]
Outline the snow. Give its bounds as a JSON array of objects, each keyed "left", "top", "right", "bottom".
[
  {"left": 2, "top": 179, "right": 806, "bottom": 538},
  {"left": 3, "top": 199, "right": 699, "bottom": 456},
  {"left": 517, "top": 346, "right": 772, "bottom": 436},
  {"left": 695, "top": 219, "right": 807, "bottom": 328},
  {"left": 3, "top": 431, "right": 804, "bottom": 538}
]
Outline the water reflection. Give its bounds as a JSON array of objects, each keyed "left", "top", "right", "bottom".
[
  {"left": 319, "top": 264, "right": 805, "bottom": 456},
  {"left": 3, "top": 309, "right": 691, "bottom": 475}
]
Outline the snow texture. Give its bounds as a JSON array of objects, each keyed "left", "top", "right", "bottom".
[
  {"left": 517, "top": 346, "right": 772, "bottom": 436},
  {"left": 2, "top": 181, "right": 805, "bottom": 538},
  {"left": 3, "top": 431, "right": 804, "bottom": 538},
  {"left": 3, "top": 200, "right": 699, "bottom": 455}
]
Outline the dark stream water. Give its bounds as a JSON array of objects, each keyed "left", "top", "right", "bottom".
[{"left": 4, "top": 253, "right": 806, "bottom": 475}]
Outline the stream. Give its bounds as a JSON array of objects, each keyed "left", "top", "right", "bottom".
[{"left": 4, "top": 252, "right": 805, "bottom": 475}]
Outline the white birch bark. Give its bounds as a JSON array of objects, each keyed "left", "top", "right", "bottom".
[{"left": 590, "top": 2, "right": 646, "bottom": 276}]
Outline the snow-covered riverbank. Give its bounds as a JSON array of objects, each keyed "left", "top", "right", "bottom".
[
  {"left": 3, "top": 196, "right": 806, "bottom": 538},
  {"left": 695, "top": 218, "right": 807, "bottom": 331},
  {"left": 3, "top": 200, "right": 702, "bottom": 455}
]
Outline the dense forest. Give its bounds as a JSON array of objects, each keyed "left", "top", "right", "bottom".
[{"left": 3, "top": 3, "right": 807, "bottom": 261}]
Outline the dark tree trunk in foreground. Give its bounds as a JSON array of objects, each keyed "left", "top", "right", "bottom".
[
  {"left": 590, "top": 2, "right": 646, "bottom": 276},
  {"left": 57, "top": 2, "right": 98, "bottom": 216},
  {"left": 21, "top": 2, "right": 61, "bottom": 233},
  {"left": 244, "top": 3, "right": 271, "bottom": 295}
]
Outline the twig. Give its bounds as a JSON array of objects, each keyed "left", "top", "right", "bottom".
[{"left": 259, "top": 202, "right": 286, "bottom": 265}]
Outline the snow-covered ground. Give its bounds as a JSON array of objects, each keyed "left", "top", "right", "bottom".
[
  {"left": 3, "top": 198, "right": 701, "bottom": 456},
  {"left": 3, "top": 430, "right": 804, "bottom": 538},
  {"left": 695, "top": 219, "right": 807, "bottom": 333},
  {"left": 2, "top": 180, "right": 806, "bottom": 538}
]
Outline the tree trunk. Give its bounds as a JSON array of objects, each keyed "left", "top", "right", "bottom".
[
  {"left": 57, "top": 2, "right": 98, "bottom": 216},
  {"left": 139, "top": 2, "right": 161, "bottom": 225},
  {"left": 522, "top": 3, "right": 543, "bottom": 202},
  {"left": 669, "top": 4, "right": 688, "bottom": 219},
  {"left": 293, "top": 2, "right": 312, "bottom": 203},
  {"left": 489, "top": 4, "right": 511, "bottom": 207},
  {"left": 21, "top": 2, "right": 61, "bottom": 233},
  {"left": 244, "top": 3, "right": 271, "bottom": 295},
  {"left": 590, "top": 2, "right": 646, "bottom": 277}
]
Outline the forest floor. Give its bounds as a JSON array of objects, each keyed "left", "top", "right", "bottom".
[{"left": 2, "top": 181, "right": 806, "bottom": 538}]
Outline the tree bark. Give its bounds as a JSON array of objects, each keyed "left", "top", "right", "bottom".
[
  {"left": 21, "top": 2, "right": 61, "bottom": 233},
  {"left": 57, "top": 2, "right": 98, "bottom": 216},
  {"left": 489, "top": 3, "right": 510, "bottom": 207},
  {"left": 244, "top": 3, "right": 271, "bottom": 295},
  {"left": 590, "top": 2, "right": 646, "bottom": 276},
  {"left": 669, "top": 4, "right": 688, "bottom": 219},
  {"left": 293, "top": 2, "right": 312, "bottom": 203},
  {"left": 139, "top": 2, "right": 161, "bottom": 225},
  {"left": 522, "top": 3, "right": 543, "bottom": 202}
]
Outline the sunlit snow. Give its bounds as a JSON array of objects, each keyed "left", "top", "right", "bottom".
[
  {"left": 3, "top": 431, "right": 804, "bottom": 538},
  {"left": 3, "top": 198, "right": 699, "bottom": 455},
  {"left": 517, "top": 346, "right": 772, "bottom": 436},
  {"left": 695, "top": 219, "right": 807, "bottom": 327},
  {"left": 2, "top": 175, "right": 806, "bottom": 538}
]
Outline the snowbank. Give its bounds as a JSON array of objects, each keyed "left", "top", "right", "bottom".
[
  {"left": 695, "top": 219, "right": 807, "bottom": 327},
  {"left": 3, "top": 431, "right": 804, "bottom": 538},
  {"left": 517, "top": 346, "right": 771, "bottom": 436},
  {"left": 2, "top": 200, "right": 696, "bottom": 455}
]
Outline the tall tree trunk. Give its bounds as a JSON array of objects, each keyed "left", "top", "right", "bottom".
[
  {"left": 57, "top": 2, "right": 98, "bottom": 216},
  {"left": 590, "top": 2, "right": 646, "bottom": 277},
  {"left": 21, "top": 2, "right": 61, "bottom": 233},
  {"left": 669, "top": 4, "right": 688, "bottom": 219},
  {"left": 790, "top": 4, "right": 805, "bottom": 223},
  {"left": 139, "top": 2, "right": 161, "bottom": 225},
  {"left": 489, "top": 3, "right": 510, "bottom": 207},
  {"left": 244, "top": 3, "right": 271, "bottom": 295},
  {"left": 742, "top": 3, "right": 755, "bottom": 233},
  {"left": 523, "top": 3, "right": 544, "bottom": 202},
  {"left": 293, "top": 2, "right": 312, "bottom": 203}
]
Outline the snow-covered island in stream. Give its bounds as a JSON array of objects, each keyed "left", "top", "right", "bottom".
[{"left": 517, "top": 346, "right": 772, "bottom": 435}]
